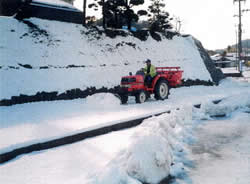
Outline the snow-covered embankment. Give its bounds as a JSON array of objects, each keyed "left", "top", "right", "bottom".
[{"left": 0, "top": 16, "right": 223, "bottom": 105}]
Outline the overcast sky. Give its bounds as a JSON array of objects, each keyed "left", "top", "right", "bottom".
[{"left": 74, "top": 0, "right": 250, "bottom": 50}]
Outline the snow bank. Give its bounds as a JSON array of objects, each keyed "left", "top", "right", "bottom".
[
  {"left": 89, "top": 107, "right": 193, "bottom": 184},
  {"left": 85, "top": 93, "right": 120, "bottom": 108},
  {"left": 187, "top": 78, "right": 250, "bottom": 119},
  {"left": 92, "top": 164, "right": 141, "bottom": 184},
  {"left": 89, "top": 92, "right": 250, "bottom": 183},
  {"left": 199, "top": 92, "right": 250, "bottom": 118},
  {"left": 125, "top": 124, "right": 172, "bottom": 183}
]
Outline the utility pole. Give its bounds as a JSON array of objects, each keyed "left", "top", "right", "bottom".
[
  {"left": 242, "top": 9, "right": 250, "bottom": 58},
  {"left": 234, "top": 0, "right": 245, "bottom": 71},
  {"left": 235, "top": 27, "right": 238, "bottom": 69},
  {"left": 102, "top": 0, "right": 106, "bottom": 29},
  {"left": 234, "top": 0, "right": 250, "bottom": 71},
  {"left": 238, "top": 0, "right": 242, "bottom": 63},
  {"left": 83, "top": 0, "right": 87, "bottom": 26}
]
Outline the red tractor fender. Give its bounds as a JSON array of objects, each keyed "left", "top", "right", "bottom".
[{"left": 151, "top": 76, "right": 168, "bottom": 90}]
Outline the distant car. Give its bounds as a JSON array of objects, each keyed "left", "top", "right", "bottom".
[{"left": 118, "top": 67, "right": 183, "bottom": 104}]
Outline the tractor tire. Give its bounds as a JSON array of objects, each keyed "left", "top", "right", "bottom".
[
  {"left": 155, "top": 79, "right": 169, "bottom": 100},
  {"left": 135, "top": 90, "right": 147, "bottom": 103},
  {"left": 120, "top": 95, "right": 128, "bottom": 104}
]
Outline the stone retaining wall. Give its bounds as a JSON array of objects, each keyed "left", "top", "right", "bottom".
[{"left": 0, "top": 80, "right": 213, "bottom": 106}]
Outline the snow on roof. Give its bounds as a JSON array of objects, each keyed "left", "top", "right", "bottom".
[
  {"left": 220, "top": 67, "right": 240, "bottom": 74},
  {"left": 32, "top": 0, "right": 78, "bottom": 10},
  {"left": 210, "top": 54, "right": 221, "bottom": 60}
]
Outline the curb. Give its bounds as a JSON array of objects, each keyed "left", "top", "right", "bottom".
[{"left": 0, "top": 110, "right": 170, "bottom": 164}]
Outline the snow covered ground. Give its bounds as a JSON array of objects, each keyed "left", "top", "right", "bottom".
[
  {"left": 243, "top": 67, "right": 250, "bottom": 82},
  {"left": 221, "top": 66, "right": 250, "bottom": 83},
  {"left": 0, "top": 17, "right": 212, "bottom": 100},
  {"left": 0, "top": 78, "right": 250, "bottom": 184},
  {"left": 1, "top": 14, "right": 250, "bottom": 184},
  {"left": 187, "top": 112, "right": 250, "bottom": 184},
  {"left": 221, "top": 67, "right": 241, "bottom": 74},
  {"left": 1, "top": 78, "right": 250, "bottom": 153}
]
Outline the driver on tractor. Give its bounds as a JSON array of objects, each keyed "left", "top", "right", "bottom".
[{"left": 143, "top": 59, "right": 157, "bottom": 87}]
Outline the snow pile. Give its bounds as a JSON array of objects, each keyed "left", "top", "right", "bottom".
[
  {"left": 93, "top": 164, "right": 141, "bottom": 184},
  {"left": 90, "top": 107, "right": 192, "bottom": 184},
  {"left": 85, "top": 93, "right": 120, "bottom": 108},
  {"left": 125, "top": 123, "right": 172, "bottom": 183},
  {"left": 0, "top": 17, "right": 213, "bottom": 100},
  {"left": 89, "top": 95, "right": 250, "bottom": 184},
  {"left": 199, "top": 92, "right": 250, "bottom": 118}
]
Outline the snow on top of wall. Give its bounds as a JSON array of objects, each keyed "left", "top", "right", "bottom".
[
  {"left": 0, "top": 17, "right": 212, "bottom": 99},
  {"left": 32, "top": 0, "right": 74, "bottom": 8}
]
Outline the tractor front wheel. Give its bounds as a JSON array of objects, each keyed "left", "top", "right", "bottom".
[
  {"left": 136, "top": 90, "right": 147, "bottom": 103},
  {"left": 120, "top": 95, "right": 128, "bottom": 104},
  {"left": 155, "top": 80, "right": 169, "bottom": 100}
]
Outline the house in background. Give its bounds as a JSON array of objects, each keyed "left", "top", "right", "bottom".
[
  {"left": 1, "top": 0, "right": 83, "bottom": 24},
  {"left": 211, "top": 52, "right": 237, "bottom": 68}
]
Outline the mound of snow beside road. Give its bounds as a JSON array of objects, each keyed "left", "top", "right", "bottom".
[
  {"left": 87, "top": 108, "right": 190, "bottom": 184},
  {"left": 92, "top": 93, "right": 250, "bottom": 184},
  {"left": 200, "top": 92, "right": 250, "bottom": 117},
  {"left": 85, "top": 93, "right": 120, "bottom": 108},
  {"left": 0, "top": 17, "right": 213, "bottom": 100}
]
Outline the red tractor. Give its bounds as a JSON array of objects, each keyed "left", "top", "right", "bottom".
[{"left": 118, "top": 67, "right": 183, "bottom": 104}]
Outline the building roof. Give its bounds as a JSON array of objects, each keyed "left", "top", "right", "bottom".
[{"left": 31, "top": 0, "right": 81, "bottom": 12}]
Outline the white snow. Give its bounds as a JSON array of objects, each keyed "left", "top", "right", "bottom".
[
  {"left": 187, "top": 112, "right": 250, "bottom": 184},
  {"left": 221, "top": 66, "right": 250, "bottom": 83},
  {"left": 221, "top": 67, "right": 240, "bottom": 74},
  {"left": 1, "top": 16, "right": 250, "bottom": 184},
  {"left": 243, "top": 67, "right": 250, "bottom": 81},
  {"left": 0, "top": 17, "right": 212, "bottom": 100},
  {"left": 85, "top": 93, "right": 120, "bottom": 108},
  {"left": 1, "top": 78, "right": 250, "bottom": 183},
  {"left": 1, "top": 78, "right": 250, "bottom": 152},
  {"left": 200, "top": 92, "right": 250, "bottom": 117},
  {"left": 32, "top": 0, "right": 75, "bottom": 8}
]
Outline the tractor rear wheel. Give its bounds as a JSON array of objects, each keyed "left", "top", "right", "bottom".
[
  {"left": 136, "top": 90, "right": 147, "bottom": 103},
  {"left": 155, "top": 80, "right": 169, "bottom": 100}
]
